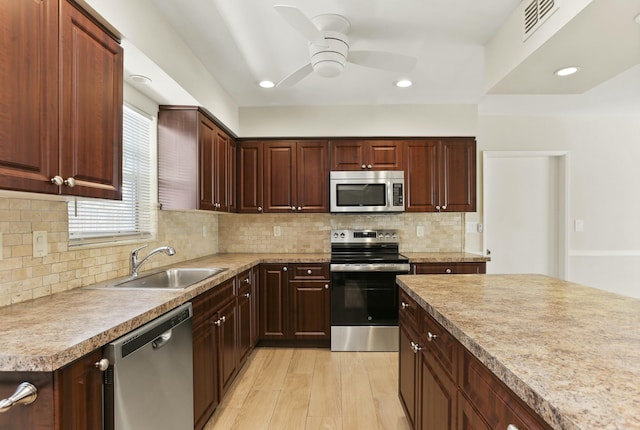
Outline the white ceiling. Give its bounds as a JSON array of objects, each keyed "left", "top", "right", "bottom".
[{"left": 122, "top": 0, "right": 640, "bottom": 112}]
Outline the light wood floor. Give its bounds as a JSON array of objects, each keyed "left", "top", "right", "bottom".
[{"left": 204, "top": 347, "right": 411, "bottom": 430}]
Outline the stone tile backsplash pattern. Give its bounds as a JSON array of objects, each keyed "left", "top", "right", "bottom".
[{"left": 0, "top": 196, "right": 463, "bottom": 307}]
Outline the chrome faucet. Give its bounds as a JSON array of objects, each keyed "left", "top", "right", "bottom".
[{"left": 130, "top": 245, "right": 176, "bottom": 277}]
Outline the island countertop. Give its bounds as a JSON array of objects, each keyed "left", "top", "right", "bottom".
[{"left": 395, "top": 274, "right": 640, "bottom": 430}]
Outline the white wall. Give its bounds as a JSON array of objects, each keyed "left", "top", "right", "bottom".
[{"left": 477, "top": 114, "right": 640, "bottom": 298}]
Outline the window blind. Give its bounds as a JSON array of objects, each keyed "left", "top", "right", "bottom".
[{"left": 68, "top": 105, "right": 154, "bottom": 245}]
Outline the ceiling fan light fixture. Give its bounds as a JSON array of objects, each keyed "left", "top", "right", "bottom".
[
  {"left": 259, "top": 80, "right": 275, "bottom": 88},
  {"left": 313, "top": 60, "right": 344, "bottom": 78},
  {"left": 554, "top": 66, "right": 579, "bottom": 77},
  {"left": 395, "top": 79, "right": 413, "bottom": 88}
]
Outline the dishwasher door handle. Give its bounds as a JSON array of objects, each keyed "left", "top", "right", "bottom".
[{"left": 151, "top": 330, "right": 173, "bottom": 350}]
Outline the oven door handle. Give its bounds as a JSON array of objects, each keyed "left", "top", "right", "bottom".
[{"left": 330, "top": 263, "right": 411, "bottom": 273}]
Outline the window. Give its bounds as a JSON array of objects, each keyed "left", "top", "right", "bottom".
[{"left": 68, "top": 105, "right": 155, "bottom": 245}]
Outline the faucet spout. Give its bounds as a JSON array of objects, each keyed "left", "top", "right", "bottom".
[{"left": 130, "top": 245, "right": 176, "bottom": 277}]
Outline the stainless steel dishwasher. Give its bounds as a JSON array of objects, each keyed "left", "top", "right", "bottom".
[{"left": 104, "top": 302, "right": 193, "bottom": 430}]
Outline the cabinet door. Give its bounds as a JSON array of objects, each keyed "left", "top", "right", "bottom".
[
  {"left": 55, "top": 349, "right": 104, "bottom": 430},
  {"left": 367, "top": 140, "right": 404, "bottom": 170},
  {"left": 289, "top": 280, "right": 330, "bottom": 339},
  {"left": 228, "top": 138, "right": 237, "bottom": 213},
  {"left": 439, "top": 139, "right": 476, "bottom": 212},
  {"left": 213, "top": 128, "right": 230, "bottom": 211},
  {"left": 296, "top": 141, "right": 329, "bottom": 212},
  {"left": 0, "top": 372, "right": 54, "bottom": 430},
  {"left": 399, "top": 324, "right": 419, "bottom": 429},
  {"left": 237, "top": 141, "right": 264, "bottom": 213},
  {"left": 60, "top": 0, "right": 123, "bottom": 199},
  {"left": 264, "top": 141, "right": 296, "bottom": 212},
  {"left": 259, "top": 265, "right": 288, "bottom": 339},
  {"left": 198, "top": 114, "right": 216, "bottom": 210},
  {"left": 330, "top": 140, "right": 367, "bottom": 170},
  {"left": 192, "top": 315, "right": 218, "bottom": 430},
  {"left": 216, "top": 299, "right": 237, "bottom": 398},
  {"left": 414, "top": 262, "right": 486, "bottom": 275},
  {"left": 251, "top": 265, "right": 260, "bottom": 347},
  {"left": 457, "top": 393, "right": 492, "bottom": 430},
  {"left": 0, "top": 0, "right": 59, "bottom": 195},
  {"left": 405, "top": 140, "right": 440, "bottom": 212},
  {"left": 419, "top": 350, "right": 457, "bottom": 430}
]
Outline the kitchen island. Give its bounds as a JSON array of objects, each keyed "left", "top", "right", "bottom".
[{"left": 396, "top": 274, "right": 640, "bottom": 430}]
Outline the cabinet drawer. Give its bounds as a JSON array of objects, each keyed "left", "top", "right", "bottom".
[
  {"left": 237, "top": 269, "right": 252, "bottom": 293},
  {"left": 414, "top": 262, "right": 486, "bottom": 274},
  {"left": 421, "top": 312, "right": 458, "bottom": 378},
  {"left": 289, "top": 263, "right": 329, "bottom": 280},
  {"left": 192, "top": 278, "right": 235, "bottom": 325},
  {"left": 399, "top": 288, "right": 420, "bottom": 331},
  {"left": 460, "top": 349, "right": 552, "bottom": 430}
]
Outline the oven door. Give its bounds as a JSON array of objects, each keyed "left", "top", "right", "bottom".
[{"left": 330, "top": 270, "right": 401, "bottom": 326}]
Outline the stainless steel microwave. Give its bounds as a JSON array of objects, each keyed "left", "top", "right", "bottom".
[{"left": 330, "top": 170, "right": 405, "bottom": 213}]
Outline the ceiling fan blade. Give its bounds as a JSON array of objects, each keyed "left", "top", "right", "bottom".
[
  {"left": 276, "top": 63, "right": 314, "bottom": 88},
  {"left": 274, "top": 5, "right": 328, "bottom": 47},
  {"left": 348, "top": 50, "right": 417, "bottom": 73}
]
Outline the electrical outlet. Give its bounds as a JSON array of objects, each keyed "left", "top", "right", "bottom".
[
  {"left": 202, "top": 224, "right": 207, "bottom": 237},
  {"left": 416, "top": 226, "right": 424, "bottom": 237},
  {"left": 574, "top": 219, "right": 584, "bottom": 232},
  {"left": 273, "top": 226, "right": 281, "bottom": 237},
  {"left": 33, "top": 231, "right": 48, "bottom": 258}
]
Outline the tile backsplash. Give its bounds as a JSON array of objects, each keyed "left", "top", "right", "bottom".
[{"left": 0, "top": 196, "right": 463, "bottom": 307}]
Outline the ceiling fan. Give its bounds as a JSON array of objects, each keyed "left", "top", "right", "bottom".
[{"left": 273, "top": 5, "right": 417, "bottom": 87}]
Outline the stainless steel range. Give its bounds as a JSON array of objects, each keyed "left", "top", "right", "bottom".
[{"left": 330, "top": 229, "right": 410, "bottom": 351}]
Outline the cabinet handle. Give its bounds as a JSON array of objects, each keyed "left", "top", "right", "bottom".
[
  {"left": 50, "top": 176, "right": 63, "bottom": 186},
  {"left": 283, "top": 267, "right": 288, "bottom": 272},
  {"left": 244, "top": 292, "right": 250, "bottom": 298},
  {"left": 257, "top": 206, "right": 263, "bottom": 213},
  {"left": 64, "top": 177, "right": 76, "bottom": 188},
  {"left": 410, "top": 341, "right": 422, "bottom": 353},
  {"left": 94, "top": 358, "right": 110, "bottom": 371},
  {"left": 401, "top": 302, "right": 409, "bottom": 310},
  {"left": 0, "top": 382, "right": 38, "bottom": 413},
  {"left": 427, "top": 332, "right": 438, "bottom": 342},
  {"left": 307, "top": 269, "right": 312, "bottom": 275},
  {"left": 507, "top": 426, "right": 519, "bottom": 430},
  {"left": 445, "top": 268, "right": 452, "bottom": 274}
]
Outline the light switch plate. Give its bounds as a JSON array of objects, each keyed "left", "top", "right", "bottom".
[
  {"left": 273, "top": 226, "right": 281, "bottom": 237},
  {"left": 33, "top": 231, "right": 48, "bottom": 257},
  {"left": 416, "top": 226, "right": 424, "bottom": 237}
]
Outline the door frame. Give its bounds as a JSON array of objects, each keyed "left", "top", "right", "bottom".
[{"left": 482, "top": 151, "right": 569, "bottom": 280}]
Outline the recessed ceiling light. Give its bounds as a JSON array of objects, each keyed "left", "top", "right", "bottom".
[
  {"left": 130, "top": 74, "right": 152, "bottom": 84},
  {"left": 259, "top": 80, "right": 275, "bottom": 88},
  {"left": 395, "top": 79, "right": 413, "bottom": 88},
  {"left": 554, "top": 67, "right": 579, "bottom": 77}
]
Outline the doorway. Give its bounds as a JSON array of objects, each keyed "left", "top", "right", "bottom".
[{"left": 482, "top": 151, "right": 568, "bottom": 279}]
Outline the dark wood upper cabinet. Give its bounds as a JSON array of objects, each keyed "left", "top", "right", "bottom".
[
  {"left": 330, "top": 140, "right": 404, "bottom": 171},
  {"left": 158, "top": 106, "right": 235, "bottom": 212},
  {"left": 0, "top": 0, "right": 123, "bottom": 199},
  {"left": 405, "top": 138, "right": 476, "bottom": 212},
  {"left": 240, "top": 140, "right": 329, "bottom": 213}
]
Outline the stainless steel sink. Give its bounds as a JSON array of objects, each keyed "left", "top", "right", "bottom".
[{"left": 88, "top": 267, "right": 227, "bottom": 291}]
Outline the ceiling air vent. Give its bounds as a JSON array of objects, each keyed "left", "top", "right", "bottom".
[{"left": 522, "top": 0, "right": 559, "bottom": 40}]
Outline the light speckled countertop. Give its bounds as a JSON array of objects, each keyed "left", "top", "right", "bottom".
[
  {"left": 0, "top": 252, "right": 487, "bottom": 372},
  {"left": 396, "top": 274, "right": 640, "bottom": 430}
]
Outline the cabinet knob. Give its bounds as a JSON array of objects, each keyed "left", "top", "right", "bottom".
[
  {"left": 64, "top": 177, "right": 76, "bottom": 188},
  {"left": 243, "top": 277, "right": 251, "bottom": 284},
  {"left": 94, "top": 358, "right": 110, "bottom": 371},
  {"left": 507, "top": 426, "right": 520, "bottom": 430},
  {"left": 367, "top": 164, "right": 372, "bottom": 169},
  {"left": 410, "top": 341, "right": 422, "bottom": 353},
  {"left": 297, "top": 206, "right": 302, "bottom": 211},
  {"left": 291, "top": 206, "right": 296, "bottom": 211},
  {"left": 435, "top": 205, "right": 440, "bottom": 211},
  {"left": 361, "top": 164, "right": 367, "bottom": 169},
  {"left": 282, "top": 266, "right": 288, "bottom": 272},
  {"left": 50, "top": 176, "right": 63, "bottom": 186},
  {"left": 445, "top": 268, "right": 452, "bottom": 274},
  {"left": 401, "top": 302, "right": 409, "bottom": 310},
  {"left": 244, "top": 292, "right": 250, "bottom": 298},
  {"left": 257, "top": 206, "right": 263, "bottom": 213},
  {"left": 0, "top": 382, "right": 38, "bottom": 413},
  {"left": 307, "top": 269, "right": 312, "bottom": 275},
  {"left": 427, "top": 332, "right": 438, "bottom": 342},
  {"left": 324, "top": 284, "right": 329, "bottom": 289},
  {"left": 442, "top": 205, "right": 447, "bottom": 210},
  {"left": 214, "top": 318, "right": 222, "bottom": 326}
]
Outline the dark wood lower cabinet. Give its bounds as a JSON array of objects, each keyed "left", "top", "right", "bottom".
[
  {"left": 258, "top": 263, "right": 330, "bottom": 345},
  {"left": 413, "top": 262, "right": 486, "bottom": 275},
  {"left": 215, "top": 299, "right": 237, "bottom": 398},
  {"left": 0, "top": 372, "right": 54, "bottom": 430},
  {"left": 399, "top": 289, "right": 551, "bottom": 430}
]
